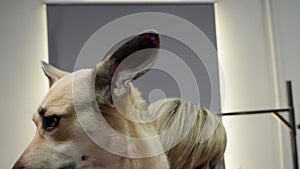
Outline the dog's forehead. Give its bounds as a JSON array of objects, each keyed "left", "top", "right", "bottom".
[
  {"left": 41, "top": 74, "right": 74, "bottom": 116},
  {"left": 41, "top": 69, "right": 96, "bottom": 116}
]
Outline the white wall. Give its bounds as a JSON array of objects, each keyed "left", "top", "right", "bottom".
[
  {"left": 0, "top": 0, "right": 48, "bottom": 168},
  {"left": 269, "top": 0, "right": 300, "bottom": 168},
  {"left": 215, "top": 0, "right": 285, "bottom": 168}
]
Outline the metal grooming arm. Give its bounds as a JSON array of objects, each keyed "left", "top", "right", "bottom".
[{"left": 222, "top": 81, "right": 299, "bottom": 169}]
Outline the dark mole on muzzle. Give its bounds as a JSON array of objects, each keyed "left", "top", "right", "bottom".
[{"left": 81, "top": 155, "right": 88, "bottom": 161}]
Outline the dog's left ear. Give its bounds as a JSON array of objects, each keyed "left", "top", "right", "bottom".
[
  {"left": 95, "top": 32, "right": 160, "bottom": 104},
  {"left": 41, "top": 61, "right": 69, "bottom": 87}
]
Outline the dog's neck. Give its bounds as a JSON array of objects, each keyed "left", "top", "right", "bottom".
[
  {"left": 99, "top": 83, "right": 150, "bottom": 136},
  {"left": 91, "top": 84, "right": 169, "bottom": 169}
]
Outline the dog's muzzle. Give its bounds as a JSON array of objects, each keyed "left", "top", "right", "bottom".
[
  {"left": 12, "top": 162, "right": 76, "bottom": 169},
  {"left": 12, "top": 161, "right": 24, "bottom": 169}
]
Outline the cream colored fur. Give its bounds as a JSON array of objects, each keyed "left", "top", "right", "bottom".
[
  {"left": 13, "top": 68, "right": 226, "bottom": 169},
  {"left": 150, "top": 98, "right": 227, "bottom": 169},
  {"left": 14, "top": 70, "right": 170, "bottom": 169},
  {"left": 13, "top": 32, "right": 226, "bottom": 169}
]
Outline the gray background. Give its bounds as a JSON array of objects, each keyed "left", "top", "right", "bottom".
[{"left": 47, "top": 4, "right": 220, "bottom": 112}]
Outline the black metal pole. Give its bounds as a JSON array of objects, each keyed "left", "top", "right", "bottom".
[
  {"left": 287, "top": 81, "right": 299, "bottom": 169},
  {"left": 221, "top": 81, "right": 299, "bottom": 168},
  {"left": 222, "top": 108, "right": 292, "bottom": 128},
  {"left": 222, "top": 108, "right": 290, "bottom": 116}
]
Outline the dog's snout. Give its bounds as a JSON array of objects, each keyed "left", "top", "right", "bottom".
[
  {"left": 12, "top": 161, "right": 25, "bottom": 169},
  {"left": 12, "top": 166, "right": 25, "bottom": 169}
]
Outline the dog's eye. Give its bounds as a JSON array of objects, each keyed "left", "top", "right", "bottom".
[{"left": 43, "top": 115, "right": 61, "bottom": 132}]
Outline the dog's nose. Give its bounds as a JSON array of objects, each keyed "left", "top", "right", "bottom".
[{"left": 12, "top": 161, "right": 25, "bottom": 169}]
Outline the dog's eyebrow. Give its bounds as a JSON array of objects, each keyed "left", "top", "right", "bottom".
[{"left": 38, "top": 106, "right": 47, "bottom": 116}]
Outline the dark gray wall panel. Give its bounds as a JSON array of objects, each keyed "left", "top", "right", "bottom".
[{"left": 47, "top": 4, "right": 220, "bottom": 111}]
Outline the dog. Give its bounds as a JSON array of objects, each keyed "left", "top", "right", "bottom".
[{"left": 13, "top": 32, "right": 226, "bottom": 169}]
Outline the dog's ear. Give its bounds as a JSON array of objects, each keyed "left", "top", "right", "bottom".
[
  {"left": 41, "top": 61, "right": 69, "bottom": 87},
  {"left": 95, "top": 32, "right": 160, "bottom": 104}
]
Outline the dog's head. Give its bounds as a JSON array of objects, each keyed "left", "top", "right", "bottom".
[{"left": 13, "top": 32, "right": 160, "bottom": 169}]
